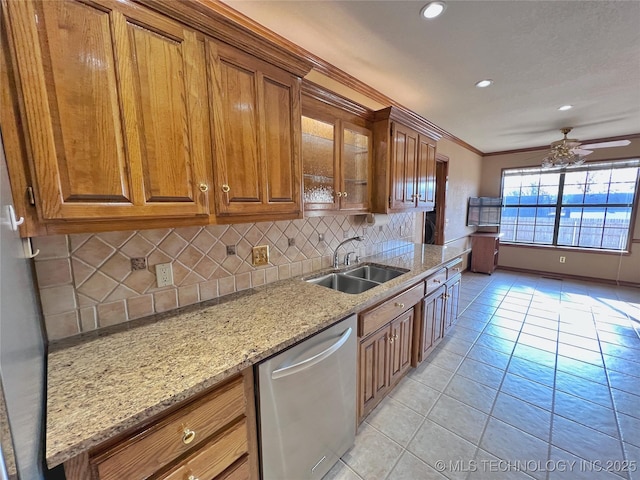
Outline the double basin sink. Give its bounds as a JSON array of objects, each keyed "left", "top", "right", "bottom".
[{"left": 305, "top": 264, "right": 409, "bottom": 294}]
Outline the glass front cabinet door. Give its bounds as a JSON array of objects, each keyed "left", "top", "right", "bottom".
[{"left": 302, "top": 115, "right": 371, "bottom": 213}]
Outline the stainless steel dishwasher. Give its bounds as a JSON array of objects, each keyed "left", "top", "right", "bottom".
[{"left": 256, "top": 314, "right": 357, "bottom": 480}]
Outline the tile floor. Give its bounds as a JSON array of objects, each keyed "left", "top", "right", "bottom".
[{"left": 325, "top": 270, "right": 640, "bottom": 480}]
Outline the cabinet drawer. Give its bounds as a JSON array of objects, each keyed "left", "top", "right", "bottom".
[
  {"left": 93, "top": 376, "right": 246, "bottom": 480},
  {"left": 425, "top": 269, "right": 447, "bottom": 295},
  {"left": 160, "top": 419, "right": 248, "bottom": 480},
  {"left": 446, "top": 258, "right": 463, "bottom": 278},
  {"left": 360, "top": 283, "right": 424, "bottom": 337}
]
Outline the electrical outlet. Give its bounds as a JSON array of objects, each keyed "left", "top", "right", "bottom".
[
  {"left": 318, "top": 233, "right": 325, "bottom": 242},
  {"left": 400, "top": 225, "right": 405, "bottom": 236},
  {"left": 288, "top": 237, "right": 295, "bottom": 247},
  {"left": 155, "top": 262, "right": 173, "bottom": 287},
  {"left": 252, "top": 245, "right": 269, "bottom": 266},
  {"left": 559, "top": 256, "right": 566, "bottom": 264}
]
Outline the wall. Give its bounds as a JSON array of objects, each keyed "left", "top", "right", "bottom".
[
  {"left": 480, "top": 138, "right": 640, "bottom": 284},
  {"left": 32, "top": 213, "right": 415, "bottom": 340},
  {"left": 434, "top": 138, "right": 484, "bottom": 248}
]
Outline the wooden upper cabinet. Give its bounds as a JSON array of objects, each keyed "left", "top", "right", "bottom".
[
  {"left": 417, "top": 135, "right": 436, "bottom": 209},
  {"left": 390, "top": 123, "right": 418, "bottom": 210},
  {"left": 372, "top": 107, "right": 440, "bottom": 213},
  {"left": 301, "top": 86, "right": 373, "bottom": 214},
  {"left": 207, "top": 40, "right": 302, "bottom": 219},
  {"left": 4, "top": 0, "right": 210, "bottom": 221}
]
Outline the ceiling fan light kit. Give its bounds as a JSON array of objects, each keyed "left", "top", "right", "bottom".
[
  {"left": 541, "top": 128, "right": 631, "bottom": 169},
  {"left": 542, "top": 128, "right": 587, "bottom": 168}
]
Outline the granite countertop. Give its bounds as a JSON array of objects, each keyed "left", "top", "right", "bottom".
[{"left": 46, "top": 243, "right": 469, "bottom": 468}]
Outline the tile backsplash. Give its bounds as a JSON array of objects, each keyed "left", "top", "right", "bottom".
[{"left": 33, "top": 213, "right": 416, "bottom": 340}]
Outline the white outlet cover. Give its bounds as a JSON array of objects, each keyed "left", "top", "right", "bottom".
[{"left": 155, "top": 262, "right": 173, "bottom": 287}]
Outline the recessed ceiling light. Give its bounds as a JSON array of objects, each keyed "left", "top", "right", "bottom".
[
  {"left": 421, "top": 2, "right": 446, "bottom": 19},
  {"left": 475, "top": 79, "right": 493, "bottom": 88},
  {"left": 558, "top": 105, "right": 573, "bottom": 111}
]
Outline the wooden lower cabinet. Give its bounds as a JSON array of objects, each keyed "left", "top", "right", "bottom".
[
  {"left": 63, "top": 370, "right": 258, "bottom": 480},
  {"left": 415, "top": 285, "right": 446, "bottom": 365},
  {"left": 443, "top": 274, "right": 461, "bottom": 334},
  {"left": 358, "top": 306, "right": 415, "bottom": 422},
  {"left": 413, "top": 271, "right": 462, "bottom": 367},
  {"left": 388, "top": 310, "right": 414, "bottom": 385}
]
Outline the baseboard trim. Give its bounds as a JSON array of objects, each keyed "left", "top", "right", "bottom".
[{"left": 496, "top": 266, "right": 640, "bottom": 288}]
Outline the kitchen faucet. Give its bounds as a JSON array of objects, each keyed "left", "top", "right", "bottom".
[{"left": 333, "top": 236, "right": 365, "bottom": 268}]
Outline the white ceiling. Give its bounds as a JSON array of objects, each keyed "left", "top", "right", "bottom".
[{"left": 222, "top": 0, "right": 640, "bottom": 154}]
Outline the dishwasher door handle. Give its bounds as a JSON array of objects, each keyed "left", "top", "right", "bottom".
[{"left": 271, "top": 327, "right": 353, "bottom": 380}]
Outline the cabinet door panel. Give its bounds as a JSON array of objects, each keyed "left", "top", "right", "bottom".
[
  {"left": 420, "top": 286, "right": 445, "bottom": 363},
  {"left": 341, "top": 122, "right": 371, "bottom": 211},
  {"left": 389, "top": 309, "right": 413, "bottom": 386},
  {"left": 390, "top": 123, "right": 418, "bottom": 210},
  {"left": 444, "top": 275, "right": 461, "bottom": 333},
  {"left": 126, "top": 24, "right": 197, "bottom": 204},
  {"left": 359, "top": 327, "right": 389, "bottom": 421},
  {"left": 216, "top": 58, "right": 261, "bottom": 204},
  {"left": 301, "top": 115, "right": 338, "bottom": 210},
  {"left": 263, "top": 76, "right": 296, "bottom": 203},
  {"left": 8, "top": 0, "right": 130, "bottom": 218},
  {"left": 210, "top": 42, "right": 301, "bottom": 217},
  {"left": 417, "top": 136, "right": 436, "bottom": 208},
  {"left": 6, "top": 0, "right": 209, "bottom": 220}
]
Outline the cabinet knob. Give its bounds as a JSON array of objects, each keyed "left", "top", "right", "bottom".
[
  {"left": 187, "top": 476, "right": 200, "bottom": 480},
  {"left": 198, "top": 183, "right": 208, "bottom": 193},
  {"left": 182, "top": 428, "right": 196, "bottom": 445},
  {"left": 394, "top": 302, "right": 405, "bottom": 309},
  {"left": 343, "top": 191, "right": 348, "bottom": 197},
  {"left": 336, "top": 191, "right": 343, "bottom": 197},
  {"left": 221, "top": 184, "right": 230, "bottom": 193},
  {"left": 388, "top": 336, "right": 394, "bottom": 344}
]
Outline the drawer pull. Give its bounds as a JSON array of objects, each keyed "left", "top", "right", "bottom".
[
  {"left": 432, "top": 279, "right": 441, "bottom": 284},
  {"left": 394, "top": 302, "right": 405, "bottom": 309},
  {"left": 187, "top": 476, "right": 200, "bottom": 480},
  {"left": 182, "top": 428, "right": 196, "bottom": 445}
]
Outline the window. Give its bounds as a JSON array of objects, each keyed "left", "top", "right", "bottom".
[{"left": 500, "top": 160, "right": 640, "bottom": 251}]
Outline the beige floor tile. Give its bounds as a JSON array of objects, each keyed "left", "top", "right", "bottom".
[
  {"left": 365, "top": 397, "right": 424, "bottom": 447},
  {"left": 427, "top": 394, "right": 488, "bottom": 444},
  {"left": 408, "top": 419, "right": 477, "bottom": 480},
  {"left": 342, "top": 423, "right": 403, "bottom": 480}
]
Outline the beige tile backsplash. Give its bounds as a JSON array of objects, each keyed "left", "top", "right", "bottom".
[{"left": 33, "top": 213, "right": 416, "bottom": 340}]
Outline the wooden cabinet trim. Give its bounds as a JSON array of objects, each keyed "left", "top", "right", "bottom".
[
  {"left": 132, "top": 0, "right": 313, "bottom": 78},
  {"left": 302, "top": 80, "right": 374, "bottom": 122},
  {"left": 373, "top": 106, "right": 441, "bottom": 142}
]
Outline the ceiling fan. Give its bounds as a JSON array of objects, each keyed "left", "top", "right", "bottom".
[{"left": 541, "top": 128, "right": 631, "bottom": 168}]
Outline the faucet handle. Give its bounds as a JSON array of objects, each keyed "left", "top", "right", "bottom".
[{"left": 344, "top": 251, "right": 356, "bottom": 266}]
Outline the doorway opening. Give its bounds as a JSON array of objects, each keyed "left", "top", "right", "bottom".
[{"left": 425, "top": 154, "right": 448, "bottom": 245}]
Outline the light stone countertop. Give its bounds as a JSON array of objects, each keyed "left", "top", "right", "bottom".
[{"left": 46, "top": 243, "right": 469, "bottom": 468}]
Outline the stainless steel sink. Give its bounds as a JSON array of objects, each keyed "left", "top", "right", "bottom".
[
  {"left": 342, "top": 264, "right": 408, "bottom": 283},
  {"left": 305, "top": 264, "right": 409, "bottom": 294},
  {"left": 306, "top": 273, "right": 379, "bottom": 294}
]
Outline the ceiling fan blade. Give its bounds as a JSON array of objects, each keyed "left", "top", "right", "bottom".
[
  {"left": 580, "top": 139, "right": 631, "bottom": 149},
  {"left": 572, "top": 148, "right": 593, "bottom": 156}
]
